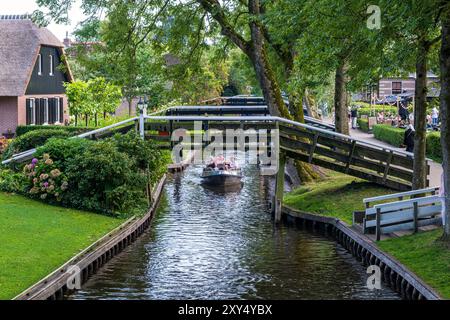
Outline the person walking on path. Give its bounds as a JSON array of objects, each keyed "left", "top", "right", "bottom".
[
  {"left": 431, "top": 107, "right": 439, "bottom": 126},
  {"left": 351, "top": 107, "right": 358, "bottom": 129},
  {"left": 404, "top": 124, "right": 415, "bottom": 152}
]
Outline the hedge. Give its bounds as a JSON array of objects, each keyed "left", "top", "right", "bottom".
[
  {"left": 358, "top": 106, "right": 398, "bottom": 118},
  {"left": 373, "top": 125, "right": 443, "bottom": 161},
  {"left": 15, "top": 125, "right": 96, "bottom": 137},
  {"left": 2, "top": 129, "right": 71, "bottom": 160},
  {"left": 426, "top": 132, "right": 442, "bottom": 162},
  {"left": 357, "top": 118, "right": 369, "bottom": 132},
  {"left": 372, "top": 124, "right": 405, "bottom": 147}
]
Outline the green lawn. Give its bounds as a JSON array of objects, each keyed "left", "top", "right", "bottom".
[
  {"left": 283, "top": 172, "right": 396, "bottom": 224},
  {"left": 378, "top": 229, "right": 450, "bottom": 299},
  {"left": 0, "top": 192, "right": 125, "bottom": 300},
  {"left": 284, "top": 172, "right": 450, "bottom": 299}
]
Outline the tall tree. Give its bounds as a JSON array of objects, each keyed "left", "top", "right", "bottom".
[{"left": 439, "top": 3, "right": 450, "bottom": 241}]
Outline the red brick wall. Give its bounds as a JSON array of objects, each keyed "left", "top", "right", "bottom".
[{"left": 0, "top": 97, "right": 18, "bottom": 136}]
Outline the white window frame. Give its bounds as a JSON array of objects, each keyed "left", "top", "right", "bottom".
[
  {"left": 43, "top": 98, "right": 49, "bottom": 125},
  {"left": 38, "top": 54, "right": 42, "bottom": 75},
  {"left": 30, "top": 98, "right": 36, "bottom": 125},
  {"left": 55, "top": 97, "right": 60, "bottom": 124},
  {"left": 49, "top": 55, "right": 54, "bottom": 76}
]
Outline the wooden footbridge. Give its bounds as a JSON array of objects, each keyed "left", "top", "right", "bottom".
[{"left": 3, "top": 98, "right": 428, "bottom": 193}]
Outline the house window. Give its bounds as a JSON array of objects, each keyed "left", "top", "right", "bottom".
[
  {"left": 55, "top": 97, "right": 60, "bottom": 123},
  {"left": 38, "top": 54, "right": 42, "bottom": 75},
  {"left": 43, "top": 98, "right": 49, "bottom": 124},
  {"left": 49, "top": 55, "right": 54, "bottom": 76},
  {"left": 392, "top": 82, "right": 402, "bottom": 95},
  {"left": 26, "top": 98, "right": 36, "bottom": 125}
]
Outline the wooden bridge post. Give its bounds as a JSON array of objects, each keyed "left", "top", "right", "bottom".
[{"left": 274, "top": 152, "right": 286, "bottom": 223}]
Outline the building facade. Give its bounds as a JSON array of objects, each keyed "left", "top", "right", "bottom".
[{"left": 0, "top": 18, "right": 73, "bottom": 136}]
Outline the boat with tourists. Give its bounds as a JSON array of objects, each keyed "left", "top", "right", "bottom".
[{"left": 201, "top": 155, "right": 243, "bottom": 187}]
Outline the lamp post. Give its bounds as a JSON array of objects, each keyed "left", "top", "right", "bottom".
[{"left": 137, "top": 96, "right": 145, "bottom": 140}]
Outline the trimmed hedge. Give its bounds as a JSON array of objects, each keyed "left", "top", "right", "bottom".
[
  {"left": 15, "top": 125, "right": 96, "bottom": 137},
  {"left": 2, "top": 129, "right": 71, "bottom": 160},
  {"left": 357, "top": 118, "right": 369, "bottom": 132},
  {"left": 372, "top": 124, "right": 405, "bottom": 147},
  {"left": 373, "top": 125, "right": 442, "bottom": 161},
  {"left": 358, "top": 106, "right": 397, "bottom": 117},
  {"left": 426, "top": 132, "right": 442, "bottom": 162}
]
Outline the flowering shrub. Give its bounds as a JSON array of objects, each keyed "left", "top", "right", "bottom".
[
  {"left": 23, "top": 154, "right": 68, "bottom": 202},
  {"left": 0, "top": 137, "right": 9, "bottom": 155}
]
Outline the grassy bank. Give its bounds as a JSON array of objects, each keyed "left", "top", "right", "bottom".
[
  {"left": 0, "top": 192, "right": 125, "bottom": 300},
  {"left": 378, "top": 229, "right": 450, "bottom": 299},
  {"left": 284, "top": 172, "right": 450, "bottom": 299},
  {"left": 283, "top": 172, "right": 395, "bottom": 224}
]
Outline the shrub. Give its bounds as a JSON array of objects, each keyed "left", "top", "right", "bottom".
[
  {"left": 15, "top": 125, "right": 95, "bottom": 137},
  {"left": 357, "top": 118, "right": 369, "bottom": 132},
  {"left": 35, "top": 138, "right": 93, "bottom": 171},
  {"left": 0, "top": 137, "right": 10, "bottom": 154},
  {"left": 22, "top": 154, "right": 68, "bottom": 202},
  {"left": 2, "top": 129, "right": 71, "bottom": 160},
  {"left": 426, "top": 132, "right": 441, "bottom": 162},
  {"left": 64, "top": 139, "right": 148, "bottom": 216},
  {"left": 373, "top": 124, "right": 405, "bottom": 147},
  {"left": 358, "top": 106, "right": 398, "bottom": 118},
  {"left": 0, "top": 168, "right": 27, "bottom": 193}
]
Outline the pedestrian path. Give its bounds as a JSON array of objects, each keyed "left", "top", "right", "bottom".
[{"left": 350, "top": 128, "right": 442, "bottom": 187}]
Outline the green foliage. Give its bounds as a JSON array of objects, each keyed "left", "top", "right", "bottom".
[
  {"left": 65, "top": 77, "right": 122, "bottom": 125},
  {"left": 357, "top": 118, "right": 369, "bottom": 132},
  {"left": 32, "top": 132, "right": 168, "bottom": 217},
  {"left": 2, "top": 129, "right": 71, "bottom": 160},
  {"left": 0, "top": 168, "right": 28, "bottom": 193},
  {"left": 15, "top": 125, "right": 95, "bottom": 137},
  {"left": 373, "top": 125, "right": 405, "bottom": 147},
  {"left": 358, "top": 106, "right": 398, "bottom": 118},
  {"left": 426, "top": 132, "right": 442, "bottom": 162}
]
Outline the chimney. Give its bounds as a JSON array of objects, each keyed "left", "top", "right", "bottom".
[{"left": 63, "top": 31, "right": 71, "bottom": 48}]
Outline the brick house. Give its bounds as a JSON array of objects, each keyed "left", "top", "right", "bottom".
[
  {"left": 0, "top": 18, "right": 73, "bottom": 136},
  {"left": 378, "top": 73, "right": 439, "bottom": 99}
]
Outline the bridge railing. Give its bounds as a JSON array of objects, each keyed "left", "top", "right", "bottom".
[{"left": 2, "top": 114, "right": 426, "bottom": 191}]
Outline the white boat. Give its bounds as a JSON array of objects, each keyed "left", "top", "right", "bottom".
[{"left": 201, "top": 156, "right": 242, "bottom": 187}]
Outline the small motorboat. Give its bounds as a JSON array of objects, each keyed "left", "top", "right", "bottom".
[{"left": 201, "top": 156, "right": 242, "bottom": 187}]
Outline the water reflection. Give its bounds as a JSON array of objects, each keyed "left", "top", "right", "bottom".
[{"left": 69, "top": 155, "right": 399, "bottom": 300}]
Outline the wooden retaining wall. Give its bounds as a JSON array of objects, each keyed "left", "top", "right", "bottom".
[
  {"left": 13, "top": 175, "right": 167, "bottom": 300},
  {"left": 282, "top": 206, "right": 442, "bottom": 300}
]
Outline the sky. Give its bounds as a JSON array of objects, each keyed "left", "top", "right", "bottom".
[{"left": 0, "top": 0, "right": 86, "bottom": 41}]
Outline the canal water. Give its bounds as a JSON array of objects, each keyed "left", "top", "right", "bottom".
[{"left": 70, "top": 156, "right": 399, "bottom": 300}]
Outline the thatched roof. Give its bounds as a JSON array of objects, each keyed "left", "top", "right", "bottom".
[{"left": 0, "top": 20, "right": 71, "bottom": 96}]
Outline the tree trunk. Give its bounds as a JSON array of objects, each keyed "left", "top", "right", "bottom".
[
  {"left": 440, "top": 12, "right": 450, "bottom": 240},
  {"left": 85, "top": 113, "right": 88, "bottom": 127},
  {"left": 413, "top": 40, "right": 430, "bottom": 190},
  {"left": 247, "top": 1, "right": 289, "bottom": 118},
  {"left": 128, "top": 97, "right": 133, "bottom": 116},
  {"left": 75, "top": 114, "right": 78, "bottom": 126},
  {"left": 95, "top": 113, "right": 98, "bottom": 127},
  {"left": 334, "top": 61, "right": 349, "bottom": 135}
]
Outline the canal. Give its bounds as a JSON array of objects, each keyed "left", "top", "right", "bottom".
[{"left": 70, "top": 156, "right": 399, "bottom": 300}]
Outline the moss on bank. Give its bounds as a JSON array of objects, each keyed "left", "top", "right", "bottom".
[
  {"left": 283, "top": 172, "right": 395, "bottom": 224},
  {"left": 0, "top": 192, "right": 125, "bottom": 300}
]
